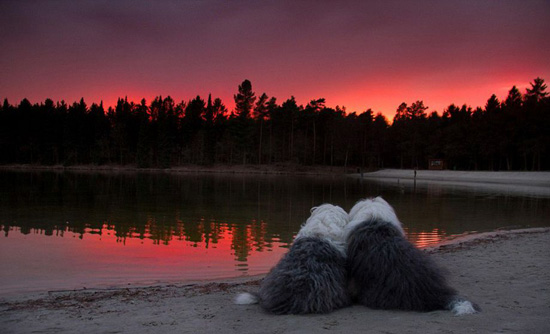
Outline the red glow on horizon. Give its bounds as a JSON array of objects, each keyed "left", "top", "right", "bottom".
[
  {"left": 1, "top": 1, "right": 548, "bottom": 122},
  {"left": 6, "top": 76, "right": 543, "bottom": 122}
]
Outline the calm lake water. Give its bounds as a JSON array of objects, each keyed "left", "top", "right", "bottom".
[{"left": 1, "top": 170, "right": 549, "bottom": 296}]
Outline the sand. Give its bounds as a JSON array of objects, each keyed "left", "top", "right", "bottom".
[
  {"left": 353, "top": 169, "right": 550, "bottom": 197},
  {"left": 1, "top": 228, "right": 549, "bottom": 334},
  {"left": 356, "top": 169, "right": 550, "bottom": 185}
]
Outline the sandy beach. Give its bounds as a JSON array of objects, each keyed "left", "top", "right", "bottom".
[
  {"left": 1, "top": 227, "right": 549, "bottom": 334},
  {"left": 353, "top": 169, "right": 550, "bottom": 185},
  {"left": 352, "top": 169, "right": 550, "bottom": 197}
]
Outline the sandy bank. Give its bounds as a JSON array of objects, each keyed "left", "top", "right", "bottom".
[
  {"left": 352, "top": 169, "right": 550, "bottom": 197},
  {"left": 355, "top": 169, "right": 550, "bottom": 185},
  {"left": 1, "top": 228, "right": 549, "bottom": 334}
]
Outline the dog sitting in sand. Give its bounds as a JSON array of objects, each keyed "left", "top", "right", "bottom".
[
  {"left": 345, "top": 197, "right": 479, "bottom": 315},
  {"left": 235, "top": 204, "right": 351, "bottom": 314}
]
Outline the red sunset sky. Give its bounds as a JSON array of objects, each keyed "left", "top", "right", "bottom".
[{"left": 1, "top": 0, "right": 549, "bottom": 119}]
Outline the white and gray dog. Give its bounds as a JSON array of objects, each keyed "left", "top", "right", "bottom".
[
  {"left": 345, "top": 197, "right": 479, "bottom": 315},
  {"left": 235, "top": 204, "right": 351, "bottom": 314}
]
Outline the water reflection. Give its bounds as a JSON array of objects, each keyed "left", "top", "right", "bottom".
[
  {"left": 1, "top": 170, "right": 549, "bottom": 295},
  {"left": 3, "top": 215, "right": 280, "bottom": 263},
  {"left": 405, "top": 228, "right": 446, "bottom": 248}
]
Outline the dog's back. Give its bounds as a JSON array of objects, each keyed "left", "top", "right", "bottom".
[
  {"left": 258, "top": 237, "right": 351, "bottom": 314},
  {"left": 235, "top": 204, "right": 351, "bottom": 314},
  {"left": 346, "top": 197, "right": 479, "bottom": 315},
  {"left": 347, "top": 219, "right": 455, "bottom": 311}
]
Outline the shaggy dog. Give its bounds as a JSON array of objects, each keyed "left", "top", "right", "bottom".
[
  {"left": 235, "top": 204, "right": 351, "bottom": 314},
  {"left": 345, "top": 197, "right": 479, "bottom": 316}
]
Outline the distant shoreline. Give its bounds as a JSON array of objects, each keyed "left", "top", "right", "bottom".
[
  {"left": 3, "top": 164, "right": 550, "bottom": 181},
  {"left": 3, "top": 164, "right": 550, "bottom": 196},
  {"left": 0, "top": 163, "right": 352, "bottom": 176}
]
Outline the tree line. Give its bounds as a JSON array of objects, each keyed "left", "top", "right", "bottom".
[{"left": 1, "top": 78, "right": 549, "bottom": 170}]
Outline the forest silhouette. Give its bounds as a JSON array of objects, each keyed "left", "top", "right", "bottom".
[{"left": 1, "top": 78, "right": 548, "bottom": 171}]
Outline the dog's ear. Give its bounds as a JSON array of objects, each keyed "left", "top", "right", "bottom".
[
  {"left": 373, "top": 196, "right": 389, "bottom": 205},
  {"left": 349, "top": 199, "right": 371, "bottom": 221}
]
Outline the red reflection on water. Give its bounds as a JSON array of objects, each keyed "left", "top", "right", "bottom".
[
  {"left": 1, "top": 222, "right": 452, "bottom": 296},
  {"left": 80, "top": 220, "right": 287, "bottom": 271},
  {"left": 0, "top": 222, "right": 290, "bottom": 296},
  {"left": 406, "top": 228, "right": 447, "bottom": 248}
]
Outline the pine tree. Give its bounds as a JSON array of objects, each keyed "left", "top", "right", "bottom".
[{"left": 232, "top": 79, "right": 256, "bottom": 164}]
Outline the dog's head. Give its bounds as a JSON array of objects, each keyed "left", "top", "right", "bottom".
[
  {"left": 295, "top": 204, "right": 349, "bottom": 244},
  {"left": 345, "top": 196, "right": 405, "bottom": 237}
]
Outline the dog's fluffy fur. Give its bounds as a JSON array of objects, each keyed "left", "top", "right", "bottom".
[
  {"left": 235, "top": 204, "right": 351, "bottom": 314},
  {"left": 345, "top": 197, "right": 479, "bottom": 316}
]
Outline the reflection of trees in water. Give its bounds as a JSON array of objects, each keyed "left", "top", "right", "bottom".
[
  {"left": 1, "top": 171, "right": 336, "bottom": 260},
  {"left": 229, "top": 220, "right": 269, "bottom": 262},
  {"left": 6, "top": 171, "right": 547, "bottom": 253},
  {"left": 3, "top": 216, "right": 276, "bottom": 261}
]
